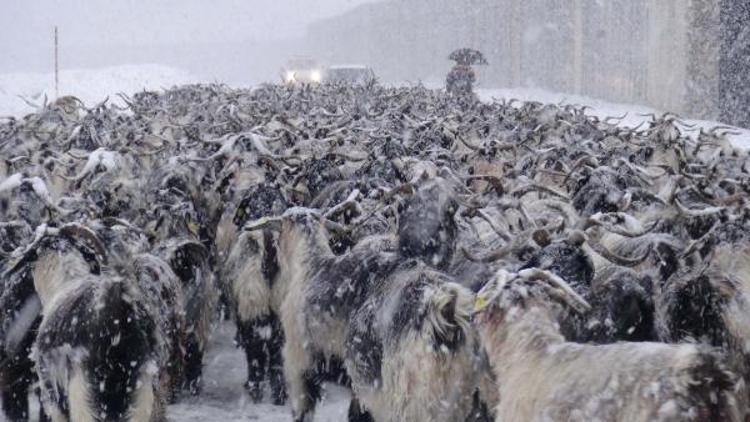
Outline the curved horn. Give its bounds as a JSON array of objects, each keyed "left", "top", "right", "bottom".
[
  {"left": 59, "top": 223, "right": 108, "bottom": 264},
  {"left": 324, "top": 189, "right": 362, "bottom": 220},
  {"left": 517, "top": 268, "right": 591, "bottom": 313},
  {"left": 511, "top": 183, "right": 569, "bottom": 200},
  {"left": 242, "top": 216, "right": 283, "bottom": 232},
  {"left": 674, "top": 197, "right": 725, "bottom": 217},
  {"left": 584, "top": 212, "right": 658, "bottom": 237},
  {"left": 587, "top": 237, "right": 652, "bottom": 267}
]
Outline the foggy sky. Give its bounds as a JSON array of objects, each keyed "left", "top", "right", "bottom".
[{"left": 0, "top": 0, "right": 374, "bottom": 75}]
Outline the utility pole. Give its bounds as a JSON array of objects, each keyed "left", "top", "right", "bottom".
[{"left": 54, "top": 26, "right": 59, "bottom": 99}]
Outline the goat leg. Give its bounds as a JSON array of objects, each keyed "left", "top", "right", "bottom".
[
  {"left": 237, "top": 318, "right": 270, "bottom": 403},
  {"left": 268, "top": 313, "right": 287, "bottom": 406}
]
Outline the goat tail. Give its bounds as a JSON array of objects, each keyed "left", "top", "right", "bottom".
[{"left": 426, "top": 282, "right": 474, "bottom": 352}]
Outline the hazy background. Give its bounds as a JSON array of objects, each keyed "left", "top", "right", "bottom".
[
  {"left": 0, "top": 0, "right": 374, "bottom": 84},
  {"left": 1, "top": 0, "right": 748, "bottom": 127}
]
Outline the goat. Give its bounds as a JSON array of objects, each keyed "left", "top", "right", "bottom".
[
  {"left": 12, "top": 223, "right": 167, "bottom": 422},
  {"left": 220, "top": 183, "right": 289, "bottom": 403},
  {"left": 247, "top": 207, "right": 491, "bottom": 421},
  {"left": 154, "top": 238, "right": 217, "bottom": 396},
  {"left": 1, "top": 246, "right": 44, "bottom": 422},
  {"left": 396, "top": 176, "right": 459, "bottom": 271},
  {"left": 474, "top": 268, "right": 745, "bottom": 421},
  {"left": 655, "top": 219, "right": 750, "bottom": 413}
]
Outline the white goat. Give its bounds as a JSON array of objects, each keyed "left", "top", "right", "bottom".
[{"left": 474, "top": 268, "right": 745, "bottom": 422}]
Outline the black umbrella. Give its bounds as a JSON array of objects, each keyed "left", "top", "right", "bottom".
[{"left": 449, "top": 48, "right": 488, "bottom": 65}]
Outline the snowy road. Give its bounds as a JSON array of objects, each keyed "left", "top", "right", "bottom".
[{"left": 167, "top": 322, "right": 351, "bottom": 422}]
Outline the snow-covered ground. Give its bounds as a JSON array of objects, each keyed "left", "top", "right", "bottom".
[
  {"left": 168, "top": 322, "right": 351, "bottom": 422},
  {"left": 0, "top": 64, "right": 198, "bottom": 117}
]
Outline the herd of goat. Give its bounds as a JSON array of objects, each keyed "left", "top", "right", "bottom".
[{"left": 0, "top": 82, "right": 749, "bottom": 421}]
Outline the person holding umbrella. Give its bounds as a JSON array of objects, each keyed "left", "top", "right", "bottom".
[{"left": 447, "top": 48, "right": 488, "bottom": 97}]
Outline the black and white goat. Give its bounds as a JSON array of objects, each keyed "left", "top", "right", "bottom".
[
  {"left": 655, "top": 219, "right": 750, "bottom": 411},
  {"left": 474, "top": 268, "right": 745, "bottom": 421},
  {"left": 154, "top": 238, "right": 216, "bottom": 396},
  {"left": 1, "top": 222, "right": 44, "bottom": 422},
  {"left": 246, "top": 207, "right": 491, "bottom": 421},
  {"left": 143, "top": 174, "right": 219, "bottom": 396},
  {"left": 396, "top": 176, "right": 459, "bottom": 271},
  {"left": 219, "top": 183, "right": 289, "bottom": 403},
  {"left": 8, "top": 223, "right": 167, "bottom": 422},
  {"left": 90, "top": 218, "right": 188, "bottom": 402}
]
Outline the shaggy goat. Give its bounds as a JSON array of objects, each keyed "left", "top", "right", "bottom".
[
  {"left": 247, "top": 207, "right": 491, "bottom": 422},
  {"left": 655, "top": 219, "right": 750, "bottom": 412},
  {"left": 12, "top": 224, "right": 167, "bottom": 422},
  {"left": 474, "top": 268, "right": 744, "bottom": 421},
  {"left": 220, "top": 183, "right": 289, "bottom": 403},
  {"left": 0, "top": 248, "right": 44, "bottom": 422},
  {"left": 396, "top": 176, "right": 459, "bottom": 270}
]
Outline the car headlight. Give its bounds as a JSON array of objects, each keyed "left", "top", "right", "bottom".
[
  {"left": 310, "top": 70, "right": 322, "bottom": 83},
  {"left": 285, "top": 71, "right": 295, "bottom": 83}
]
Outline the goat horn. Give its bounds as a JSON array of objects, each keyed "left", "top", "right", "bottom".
[
  {"left": 325, "top": 151, "right": 367, "bottom": 162},
  {"left": 59, "top": 223, "right": 108, "bottom": 264},
  {"left": 511, "top": 183, "right": 569, "bottom": 200},
  {"left": 242, "top": 216, "right": 283, "bottom": 232},
  {"left": 587, "top": 237, "right": 652, "bottom": 267},
  {"left": 323, "top": 219, "right": 351, "bottom": 235},
  {"left": 674, "top": 197, "right": 725, "bottom": 217},
  {"left": 465, "top": 175, "right": 505, "bottom": 193},
  {"left": 584, "top": 212, "right": 658, "bottom": 237},
  {"left": 382, "top": 183, "right": 414, "bottom": 201},
  {"left": 324, "top": 189, "right": 362, "bottom": 220},
  {"left": 604, "top": 113, "right": 628, "bottom": 123},
  {"left": 517, "top": 268, "right": 591, "bottom": 313}
]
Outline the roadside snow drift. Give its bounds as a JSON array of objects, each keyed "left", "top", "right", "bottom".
[{"left": 0, "top": 64, "right": 197, "bottom": 117}]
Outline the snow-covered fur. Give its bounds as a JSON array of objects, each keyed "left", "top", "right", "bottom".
[
  {"left": 0, "top": 264, "right": 43, "bottom": 422},
  {"left": 219, "top": 183, "right": 289, "bottom": 403},
  {"left": 345, "top": 262, "right": 490, "bottom": 422},
  {"left": 655, "top": 223, "right": 750, "bottom": 414},
  {"left": 562, "top": 266, "right": 656, "bottom": 343},
  {"left": 131, "top": 254, "right": 187, "bottom": 402},
  {"left": 221, "top": 229, "right": 286, "bottom": 403},
  {"left": 30, "top": 238, "right": 164, "bottom": 422},
  {"left": 475, "top": 269, "right": 744, "bottom": 422},
  {"left": 0, "top": 222, "right": 44, "bottom": 422},
  {"left": 154, "top": 238, "right": 217, "bottom": 396},
  {"left": 397, "top": 177, "right": 459, "bottom": 270},
  {"left": 274, "top": 209, "right": 489, "bottom": 421},
  {"left": 90, "top": 218, "right": 188, "bottom": 402}
]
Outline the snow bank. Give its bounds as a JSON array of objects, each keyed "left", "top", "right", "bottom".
[
  {"left": 0, "top": 64, "right": 197, "bottom": 117},
  {"left": 478, "top": 88, "right": 750, "bottom": 149}
]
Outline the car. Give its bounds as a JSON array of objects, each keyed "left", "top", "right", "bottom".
[
  {"left": 280, "top": 57, "right": 324, "bottom": 85},
  {"left": 323, "top": 65, "right": 376, "bottom": 85}
]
